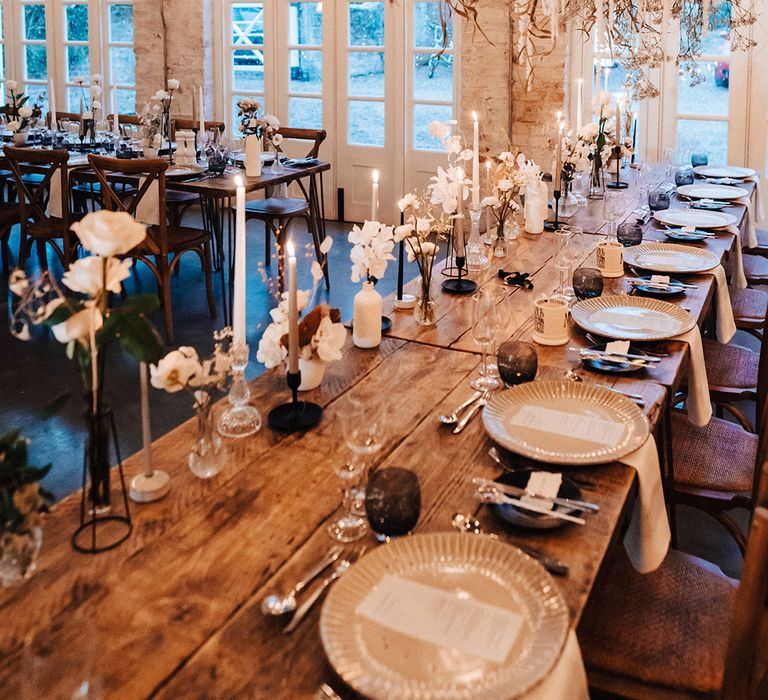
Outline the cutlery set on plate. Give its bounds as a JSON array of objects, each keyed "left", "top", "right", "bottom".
[{"left": 438, "top": 389, "right": 494, "bottom": 434}]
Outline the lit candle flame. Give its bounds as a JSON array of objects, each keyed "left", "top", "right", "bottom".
[
  {"left": 286, "top": 241, "right": 295, "bottom": 257},
  {"left": 472, "top": 110, "right": 478, "bottom": 122},
  {"left": 234, "top": 175, "right": 243, "bottom": 188},
  {"left": 372, "top": 169, "right": 379, "bottom": 184}
]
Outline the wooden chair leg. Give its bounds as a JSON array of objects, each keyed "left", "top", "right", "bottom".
[
  {"left": 265, "top": 219, "right": 272, "bottom": 265},
  {"left": 36, "top": 240, "right": 48, "bottom": 271},
  {"left": 0, "top": 224, "right": 13, "bottom": 275},
  {"left": 203, "top": 243, "right": 216, "bottom": 318}
]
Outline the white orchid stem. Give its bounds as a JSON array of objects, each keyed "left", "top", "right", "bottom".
[{"left": 90, "top": 304, "right": 98, "bottom": 415}]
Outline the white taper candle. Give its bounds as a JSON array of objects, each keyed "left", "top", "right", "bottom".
[
  {"left": 233, "top": 175, "right": 247, "bottom": 346},
  {"left": 286, "top": 240, "right": 299, "bottom": 374},
  {"left": 472, "top": 111, "right": 480, "bottom": 207}
]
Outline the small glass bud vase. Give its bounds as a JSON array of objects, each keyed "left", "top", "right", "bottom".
[
  {"left": 189, "top": 393, "right": 227, "bottom": 479},
  {"left": 492, "top": 235, "right": 507, "bottom": 258},
  {"left": 413, "top": 277, "right": 436, "bottom": 326},
  {"left": 353, "top": 281, "right": 382, "bottom": 348}
]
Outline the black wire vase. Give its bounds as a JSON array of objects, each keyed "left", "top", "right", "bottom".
[{"left": 71, "top": 399, "right": 132, "bottom": 554}]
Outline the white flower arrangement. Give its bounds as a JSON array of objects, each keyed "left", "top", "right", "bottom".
[
  {"left": 256, "top": 293, "right": 346, "bottom": 370},
  {"left": 237, "top": 98, "right": 280, "bottom": 142},
  {"left": 348, "top": 220, "right": 395, "bottom": 284},
  {"left": 150, "top": 331, "right": 232, "bottom": 408}
]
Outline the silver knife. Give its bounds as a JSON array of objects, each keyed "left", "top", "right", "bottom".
[{"left": 472, "top": 477, "right": 600, "bottom": 513}]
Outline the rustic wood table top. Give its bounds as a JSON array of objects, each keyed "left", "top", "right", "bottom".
[{"left": 0, "top": 163, "right": 753, "bottom": 699}]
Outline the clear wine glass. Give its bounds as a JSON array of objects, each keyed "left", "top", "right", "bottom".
[
  {"left": 327, "top": 395, "right": 383, "bottom": 542},
  {"left": 470, "top": 290, "right": 500, "bottom": 391},
  {"left": 552, "top": 229, "right": 572, "bottom": 301},
  {"left": 603, "top": 191, "right": 622, "bottom": 238}
]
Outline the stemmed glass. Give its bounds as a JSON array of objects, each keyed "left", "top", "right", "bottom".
[
  {"left": 327, "top": 395, "right": 384, "bottom": 542},
  {"left": 603, "top": 191, "right": 622, "bottom": 238},
  {"left": 470, "top": 290, "right": 500, "bottom": 391},
  {"left": 552, "top": 229, "right": 572, "bottom": 301}
]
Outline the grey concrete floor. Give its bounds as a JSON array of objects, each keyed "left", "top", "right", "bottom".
[{"left": 0, "top": 209, "right": 753, "bottom": 579}]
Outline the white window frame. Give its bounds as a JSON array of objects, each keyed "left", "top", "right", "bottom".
[{"left": 0, "top": 0, "right": 135, "bottom": 114}]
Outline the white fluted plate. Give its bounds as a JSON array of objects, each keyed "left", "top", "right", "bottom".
[
  {"left": 623, "top": 243, "right": 720, "bottom": 274},
  {"left": 693, "top": 165, "right": 756, "bottom": 179},
  {"left": 482, "top": 380, "right": 649, "bottom": 465},
  {"left": 320, "top": 532, "right": 568, "bottom": 700},
  {"left": 653, "top": 208, "right": 738, "bottom": 229},
  {"left": 676, "top": 183, "right": 749, "bottom": 200}
]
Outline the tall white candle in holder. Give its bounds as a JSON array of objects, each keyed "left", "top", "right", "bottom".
[
  {"left": 286, "top": 240, "right": 299, "bottom": 374},
  {"left": 615, "top": 95, "right": 622, "bottom": 143},
  {"left": 48, "top": 78, "right": 57, "bottom": 131},
  {"left": 576, "top": 78, "right": 583, "bottom": 134},
  {"left": 456, "top": 167, "right": 466, "bottom": 257},
  {"left": 112, "top": 87, "right": 120, "bottom": 137},
  {"left": 198, "top": 86, "right": 206, "bottom": 147},
  {"left": 370, "top": 169, "right": 380, "bottom": 221},
  {"left": 233, "top": 175, "right": 247, "bottom": 346},
  {"left": 485, "top": 158, "right": 492, "bottom": 234},
  {"left": 554, "top": 123, "right": 563, "bottom": 191},
  {"left": 472, "top": 111, "right": 480, "bottom": 207}
]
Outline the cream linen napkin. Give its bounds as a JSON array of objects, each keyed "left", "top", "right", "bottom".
[
  {"left": 525, "top": 630, "right": 589, "bottom": 700},
  {"left": 724, "top": 224, "right": 748, "bottom": 289},
  {"left": 747, "top": 175, "right": 764, "bottom": 222},
  {"left": 46, "top": 170, "right": 64, "bottom": 218},
  {"left": 619, "top": 436, "right": 670, "bottom": 574},
  {"left": 709, "top": 264, "right": 736, "bottom": 343},
  {"left": 135, "top": 176, "right": 160, "bottom": 226},
  {"left": 674, "top": 325, "right": 712, "bottom": 426},
  {"left": 736, "top": 196, "right": 757, "bottom": 248}
]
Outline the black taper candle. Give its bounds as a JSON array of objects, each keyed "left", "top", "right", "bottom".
[
  {"left": 631, "top": 116, "right": 637, "bottom": 164},
  {"left": 397, "top": 211, "right": 404, "bottom": 301}
]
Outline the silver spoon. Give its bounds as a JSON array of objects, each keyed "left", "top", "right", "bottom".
[
  {"left": 261, "top": 545, "right": 344, "bottom": 616},
  {"left": 438, "top": 391, "right": 482, "bottom": 425},
  {"left": 451, "top": 513, "right": 569, "bottom": 576}
]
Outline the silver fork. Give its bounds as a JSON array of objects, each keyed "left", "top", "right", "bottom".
[{"left": 453, "top": 390, "right": 492, "bottom": 434}]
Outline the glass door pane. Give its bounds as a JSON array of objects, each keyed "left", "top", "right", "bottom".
[
  {"left": 347, "top": 1, "right": 385, "bottom": 147},
  {"left": 22, "top": 2, "right": 48, "bottom": 111},
  {"left": 287, "top": 1, "right": 322, "bottom": 129},
  {"left": 230, "top": 2, "right": 265, "bottom": 125}
]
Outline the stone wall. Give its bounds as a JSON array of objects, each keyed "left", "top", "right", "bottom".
[
  {"left": 133, "top": 0, "right": 208, "bottom": 116},
  {"left": 459, "top": 3, "right": 568, "bottom": 167}
]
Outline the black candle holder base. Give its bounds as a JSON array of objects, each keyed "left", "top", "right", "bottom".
[
  {"left": 381, "top": 316, "right": 392, "bottom": 334},
  {"left": 442, "top": 278, "right": 477, "bottom": 294},
  {"left": 268, "top": 401, "right": 323, "bottom": 433},
  {"left": 543, "top": 220, "right": 562, "bottom": 231},
  {"left": 606, "top": 181, "right": 629, "bottom": 189}
]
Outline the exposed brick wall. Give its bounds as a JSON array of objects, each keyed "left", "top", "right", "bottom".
[
  {"left": 459, "top": 3, "right": 568, "bottom": 167},
  {"left": 133, "top": 0, "right": 207, "bottom": 116}
]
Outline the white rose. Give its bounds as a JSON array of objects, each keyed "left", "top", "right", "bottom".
[
  {"left": 90, "top": 85, "right": 102, "bottom": 98},
  {"left": 62, "top": 256, "right": 132, "bottom": 297},
  {"left": 481, "top": 195, "right": 500, "bottom": 208},
  {"left": 272, "top": 133, "right": 283, "bottom": 146},
  {"left": 312, "top": 316, "right": 346, "bottom": 363},
  {"left": 427, "top": 120, "right": 450, "bottom": 139},
  {"left": 263, "top": 114, "right": 280, "bottom": 130},
  {"left": 52, "top": 305, "right": 103, "bottom": 344},
  {"left": 5, "top": 80, "right": 18, "bottom": 91},
  {"left": 6, "top": 120, "right": 20, "bottom": 132},
  {"left": 497, "top": 179, "right": 514, "bottom": 192},
  {"left": 91, "top": 101, "right": 101, "bottom": 111},
  {"left": 91, "top": 74, "right": 101, "bottom": 84},
  {"left": 167, "top": 79, "right": 180, "bottom": 91},
  {"left": 72, "top": 76, "right": 86, "bottom": 85},
  {"left": 150, "top": 347, "right": 201, "bottom": 393},
  {"left": 9, "top": 269, "right": 28, "bottom": 297},
  {"left": 18, "top": 106, "right": 33, "bottom": 119},
  {"left": 398, "top": 193, "right": 419, "bottom": 212},
  {"left": 394, "top": 223, "right": 414, "bottom": 242},
  {"left": 82, "top": 111, "right": 93, "bottom": 120},
  {"left": 70, "top": 210, "right": 147, "bottom": 257}
]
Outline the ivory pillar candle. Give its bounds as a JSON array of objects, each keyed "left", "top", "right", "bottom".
[
  {"left": 371, "top": 169, "right": 379, "bottom": 220},
  {"left": 471, "top": 111, "right": 480, "bottom": 207},
  {"left": 233, "top": 175, "right": 247, "bottom": 346},
  {"left": 286, "top": 240, "right": 299, "bottom": 373}
]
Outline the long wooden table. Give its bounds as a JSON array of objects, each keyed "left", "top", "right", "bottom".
[{"left": 0, "top": 166, "right": 752, "bottom": 698}]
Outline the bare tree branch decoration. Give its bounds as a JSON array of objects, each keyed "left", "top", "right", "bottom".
[{"left": 423, "top": 0, "right": 758, "bottom": 100}]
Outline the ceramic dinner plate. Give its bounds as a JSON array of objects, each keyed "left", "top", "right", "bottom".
[
  {"left": 571, "top": 294, "right": 695, "bottom": 341},
  {"left": 482, "top": 380, "right": 649, "bottom": 465},
  {"left": 693, "top": 165, "right": 756, "bottom": 179},
  {"left": 676, "top": 184, "right": 749, "bottom": 201},
  {"left": 320, "top": 532, "right": 569, "bottom": 700},
  {"left": 653, "top": 208, "right": 738, "bottom": 229},
  {"left": 165, "top": 165, "right": 205, "bottom": 179},
  {"left": 623, "top": 243, "right": 719, "bottom": 274}
]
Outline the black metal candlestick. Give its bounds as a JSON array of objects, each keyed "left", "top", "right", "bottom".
[
  {"left": 396, "top": 211, "right": 404, "bottom": 300},
  {"left": 268, "top": 371, "right": 323, "bottom": 433},
  {"left": 442, "top": 255, "right": 477, "bottom": 294},
  {"left": 607, "top": 146, "right": 629, "bottom": 189},
  {"left": 544, "top": 189, "right": 562, "bottom": 231}
]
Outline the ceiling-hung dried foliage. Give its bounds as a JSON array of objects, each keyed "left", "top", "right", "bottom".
[{"left": 438, "top": 0, "right": 758, "bottom": 100}]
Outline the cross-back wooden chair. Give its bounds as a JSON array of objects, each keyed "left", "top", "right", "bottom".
[
  {"left": 245, "top": 127, "right": 329, "bottom": 291},
  {"left": 88, "top": 155, "right": 216, "bottom": 342},
  {"left": 729, "top": 287, "right": 768, "bottom": 342},
  {"left": 579, "top": 417, "right": 768, "bottom": 698},
  {"left": 670, "top": 314, "right": 768, "bottom": 553},
  {"left": 3, "top": 147, "right": 73, "bottom": 270}
]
